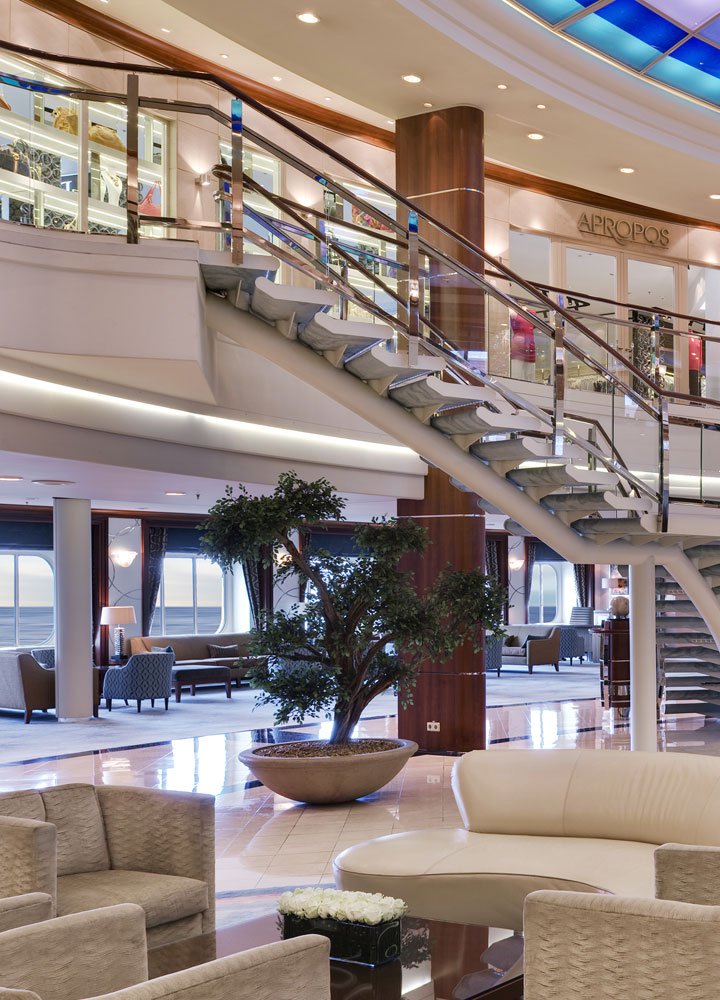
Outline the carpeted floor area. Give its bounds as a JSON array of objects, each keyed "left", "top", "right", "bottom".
[{"left": 487, "top": 662, "right": 600, "bottom": 706}]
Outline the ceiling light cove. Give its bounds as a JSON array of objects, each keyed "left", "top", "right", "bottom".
[
  {"left": 32, "top": 479, "right": 75, "bottom": 487},
  {"left": 296, "top": 11, "right": 320, "bottom": 24},
  {"left": 402, "top": 74, "right": 422, "bottom": 84},
  {"left": 527, "top": 132, "right": 544, "bottom": 140},
  {"left": 165, "top": 491, "right": 186, "bottom": 497}
]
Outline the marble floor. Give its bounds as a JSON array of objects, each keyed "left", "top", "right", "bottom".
[{"left": 0, "top": 699, "right": 716, "bottom": 927}]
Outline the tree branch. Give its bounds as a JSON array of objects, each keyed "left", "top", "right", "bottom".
[{"left": 280, "top": 532, "right": 338, "bottom": 625}]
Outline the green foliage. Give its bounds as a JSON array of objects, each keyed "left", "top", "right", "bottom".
[{"left": 202, "top": 472, "right": 506, "bottom": 743}]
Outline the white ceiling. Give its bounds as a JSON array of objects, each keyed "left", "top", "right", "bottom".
[{"left": 78, "top": 0, "right": 720, "bottom": 222}]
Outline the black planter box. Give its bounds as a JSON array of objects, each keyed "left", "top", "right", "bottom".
[{"left": 283, "top": 913, "right": 402, "bottom": 966}]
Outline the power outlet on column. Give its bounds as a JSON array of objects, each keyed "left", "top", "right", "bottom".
[{"left": 426, "top": 721, "right": 440, "bottom": 732}]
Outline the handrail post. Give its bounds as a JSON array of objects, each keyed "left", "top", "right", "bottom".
[
  {"left": 652, "top": 312, "right": 661, "bottom": 392},
  {"left": 126, "top": 74, "right": 139, "bottom": 245},
  {"left": 231, "top": 97, "right": 244, "bottom": 265},
  {"left": 552, "top": 309, "right": 565, "bottom": 458},
  {"left": 407, "top": 209, "right": 419, "bottom": 366},
  {"left": 658, "top": 395, "right": 670, "bottom": 532}
]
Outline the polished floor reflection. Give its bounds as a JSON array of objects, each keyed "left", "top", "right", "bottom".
[{"left": 0, "top": 698, "right": 716, "bottom": 927}]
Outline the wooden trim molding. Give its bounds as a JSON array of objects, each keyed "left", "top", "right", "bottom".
[{"left": 19, "top": 0, "right": 394, "bottom": 150}]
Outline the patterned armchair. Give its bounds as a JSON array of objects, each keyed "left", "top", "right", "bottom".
[
  {"left": 30, "top": 649, "right": 55, "bottom": 670},
  {"left": 102, "top": 653, "right": 173, "bottom": 712},
  {"left": 558, "top": 626, "right": 586, "bottom": 664}
]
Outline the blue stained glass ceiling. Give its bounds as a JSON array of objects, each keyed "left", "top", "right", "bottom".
[{"left": 507, "top": 0, "right": 720, "bottom": 109}]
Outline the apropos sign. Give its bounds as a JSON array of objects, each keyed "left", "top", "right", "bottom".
[{"left": 577, "top": 212, "right": 670, "bottom": 248}]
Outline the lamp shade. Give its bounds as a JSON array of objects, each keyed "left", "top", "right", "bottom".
[{"left": 100, "top": 606, "right": 136, "bottom": 626}]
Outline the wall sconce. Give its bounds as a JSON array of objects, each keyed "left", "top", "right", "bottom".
[
  {"left": 110, "top": 548, "right": 138, "bottom": 568},
  {"left": 274, "top": 546, "right": 293, "bottom": 567},
  {"left": 195, "top": 173, "right": 212, "bottom": 187},
  {"left": 508, "top": 555, "right": 525, "bottom": 572}
]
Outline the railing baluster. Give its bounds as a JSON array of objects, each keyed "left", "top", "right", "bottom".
[
  {"left": 126, "top": 74, "right": 139, "bottom": 245},
  {"left": 552, "top": 310, "right": 565, "bottom": 458},
  {"left": 407, "top": 208, "right": 420, "bottom": 366},
  {"left": 231, "top": 97, "right": 244, "bottom": 265},
  {"left": 659, "top": 395, "right": 670, "bottom": 532}
]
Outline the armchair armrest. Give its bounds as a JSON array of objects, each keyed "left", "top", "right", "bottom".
[
  {"left": 96, "top": 787, "right": 215, "bottom": 921},
  {"left": 0, "top": 904, "right": 147, "bottom": 1000},
  {"left": 0, "top": 817, "right": 56, "bottom": 907},
  {"left": 524, "top": 889, "right": 720, "bottom": 1000},
  {"left": 0, "top": 894, "right": 53, "bottom": 933},
  {"left": 527, "top": 631, "right": 560, "bottom": 666},
  {"left": 655, "top": 843, "right": 720, "bottom": 905},
  {"left": 18, "top": 657, "right": 55, "bottom": 715},
  {"left": 105, "top": 934, "right": 330, "bottom": 1000}
]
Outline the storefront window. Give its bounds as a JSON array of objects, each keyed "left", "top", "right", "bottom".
[{"left": 627, "top": 258, "right": 675, "bottom": 393}]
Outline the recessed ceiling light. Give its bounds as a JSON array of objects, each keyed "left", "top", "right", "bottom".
[
  {"left": 402, "top": 74, "right": 422, "bottom": 84},
  {"left": 386, "top": 119, "right": 394, "bottom": 125},
  {"left": 220, "top": 53, "right": 229, "bottom": 60},
  {"left": 710, "top": 194, "right": 720, "bottom": 200},
  {"left": 324, "top": 96, "right": 332, "bottom": 102},
  {"left": 536, "top": 103, "right": 547, "bottom": 109},
  {"left": 527, "top": 132, "right": 544, "bottom": 140},
  {"left": 160, "top": 27, "right": 171, "bottom": 33},
  {"left": 497, "top": 83, "right": 508, "bottom": 90},
  {"left": 619, "top": 167, "right": 635, "bottom": 174},
  {"left": 165, "top": 490, "right": 186, "bottom": 497},
  {"left": 32, "top": 479, "right": 75, "bottom": 486},
  {"left": 0, "top": 476, "right": 23, "bottom": 482},
  {"left": 423, "top": 102, "right": 433, "bottom": 108},
  {"left": 272, "top": 75, "right": 282, "bottom": 81},
  {"left": 297, "top": 11, "right": 320, "bottom": 23}
]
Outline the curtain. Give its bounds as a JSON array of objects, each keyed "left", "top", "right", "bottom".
[
  {"left": 242, "top": 544, "right": 274, "bottom": 626},
  {"left": 485, "top": 536, "right": 500, "bottom": 583},
  {"left": 91, "top": 519, "right": 109, "bottom": 665},
  {"left": 142, "top": 526, "right": 167, "bottom": 634},
  {"left": 524, "top": 538, "right": 537, "bottom": 619},
  {"left": 573, "top": 563, "right": 591, "bottom": 607}
]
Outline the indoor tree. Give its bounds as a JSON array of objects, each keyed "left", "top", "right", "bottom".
[{"left": 201, "top": 471, "right": 506, "bottom": 744}]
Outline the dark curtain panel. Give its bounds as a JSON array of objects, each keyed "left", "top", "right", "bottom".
[
  {"left": 485, "top": 533, "right": 509, "bottom": 623},
  {"left": 524, "top": 538, "right": 537, "bottom": 618},
  {"left": 573, "top": 563, "right": 591, "bottom": 607},
  {"left": 142, "top": 525, "right": 167, "bottom": 635},
  {"left": 91, "top": 519, "right": 109, "bottom": 665},
  {"left": 242, "top": 544, "right": 274, "bottom": 626}
]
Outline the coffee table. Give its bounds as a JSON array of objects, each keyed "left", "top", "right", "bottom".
[{"left": 148, "top": 912, "right": 523, "bottom": 999}]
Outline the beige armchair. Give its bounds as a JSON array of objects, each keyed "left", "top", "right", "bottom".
[
  {"left": 0, "top": 901, "right": 331, "bottom": 1000},
  {"left": 0, "top": 784, "right": 214, "bottom": 949}
]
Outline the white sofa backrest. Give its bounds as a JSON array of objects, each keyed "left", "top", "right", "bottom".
[{"left": 452, "top": 749, "right": 720, "bottom": 847}]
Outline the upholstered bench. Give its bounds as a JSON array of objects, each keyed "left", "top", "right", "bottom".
[
  {"left": 172, "top": 665, "right": 232, "bottom": 702},
  {"left": 334, "top": 748, "right": 720, "bottom": 930}
]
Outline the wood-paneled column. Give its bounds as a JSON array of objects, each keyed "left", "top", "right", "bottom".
[
  {"left": 397, "top": 468, "right": 486, "bottom": 752},
  {"left": 396, "top": 105, "right": 485, "bottom": 352}
]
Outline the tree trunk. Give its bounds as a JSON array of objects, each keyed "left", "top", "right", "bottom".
[{"left": 330, "top": 701, "right": 366, "bottom": 743}]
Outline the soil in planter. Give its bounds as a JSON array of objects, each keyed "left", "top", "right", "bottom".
[{"left": 254, "top": 739, "right": 401, "bottom": 758}]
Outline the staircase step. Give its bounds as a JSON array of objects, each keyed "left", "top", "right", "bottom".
[
  {"left": 684, "top": 544, "right": 720, "bottom": 560},
  {"left": 508, "top": 465, "right": 617, "bottom": 490},
  {"left": 251, "top": 275, "right": 336, "bottom": 332},
  {"left": 664, "top": 688, "right": 720, "bottom": 704},
  {"left": 346, "top": 345, "right": 445, "bottom": 388},
  {"left": 541, "top": 492, "right": 653, "bottom": 515},
  {"left": 573, "top": 515, "right": 658, "bottom": 537},
  {"left": 199, "top": 250, "right": 280, "bottom": 295},
  {"left": 299, "top": 313, "right": 388, "bottom": 360},
  {"left": 432, "top": 404, "right": 545, "bottom": 438},
  {"left": 389, "top": 375, "right": 496, "bottom": 415},
  {"left": 663, "top": 702, "right": 720, "bottom": 716},
  {"left": 664, "top": 676, "right": 720, "bottom": 690},
  {"left": 661, "top": 646, "right": 720, "bottom": 662},
  {"left": 663, "top": 662, "right": 720, "bottom": 673},
  {"left": 657, "top": 617, "right": 712, "bottom": 632},
  {"left": 656, "top": 582, "right": 686, "bottom": 596},
  {"left": 472, "top": 437, "right": 555, "bottom": 463},
  {"left": 656, "top": 600, "right": 699, "bottom": 614}
]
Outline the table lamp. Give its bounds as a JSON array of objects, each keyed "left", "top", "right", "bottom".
[{"left": 100, "top": 605, "right": 136, "bottom": 661}]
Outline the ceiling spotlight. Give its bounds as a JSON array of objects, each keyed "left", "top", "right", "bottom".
[
  {"left": 710, "top": 194, "right": 720, "bottom": 200},
  {"left": 536, "top": 103, "right": 547, "bottom": 109},
  {"left": 0, "top": 476, "right": 22, "bottom": 482},
  {"left": 220, "top": 53, "right": 229, "bottom": 60},
  {"left": 32, "top": 479, "right": 75, "bottom": 486},
  {"left": 297, "top": 11, "right": 320, "bottom": 23},
  {"left": 272, "top": 75, "right": 282, "bottom": 81},
  {"left": 527, "top": 132, "right": 544, "bottom": 140},
  {"left": 619, "top": 167, "right": 635, "bottom": 174},
  {"left": 402, "top": 74, "right": 422, "bottom": 84},
  {"left": 165, "top": 490, "right": 186, "bottom": 497}
]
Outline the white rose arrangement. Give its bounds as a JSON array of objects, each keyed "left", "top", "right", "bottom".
[{"left": 278, "top": 887, "right": 407, "bottom": 926}]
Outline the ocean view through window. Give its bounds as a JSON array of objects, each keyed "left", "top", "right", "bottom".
[{"left": 0, "top": 553, "right": 54, "bottom": 647}]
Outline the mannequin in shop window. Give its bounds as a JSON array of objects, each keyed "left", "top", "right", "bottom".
[
  {"left": 100, "top": 166, "right": 123, "bottom": 207},
  {"left": 510, "top": 309, "right": 536, "bottom": 382},
  {"left": 688, "top": 332, "right": 703, "bottom": 398}
]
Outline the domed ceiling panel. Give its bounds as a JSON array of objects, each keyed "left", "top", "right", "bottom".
[{"left": 509, "top": 0, "right": 720, "bottom": 105}]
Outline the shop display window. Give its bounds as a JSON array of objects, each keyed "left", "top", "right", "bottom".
[
  {"left": 0, "top": 53, "right": 169, "bottom": 235},
  {"left": 218, "top": 141, "right": 281, "bottom": 254}
]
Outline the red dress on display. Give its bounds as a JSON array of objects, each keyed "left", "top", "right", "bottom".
[{"left": 510, "top": 313, "right": 536, "bottom": 362}]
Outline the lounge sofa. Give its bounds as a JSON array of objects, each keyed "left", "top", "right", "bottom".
[
  {"left": 0, "top": 901, "right": 330, "bottom": 1000},
  {"left": 130, "top": 632, "right": 256, "bottom": 689},
  {"left": 0, "top": 783, "right": 214, "bottom": 949},
  {"left": 333, "top": 748, "right": 720, "bottom": 930},
  {"left": 499, "top": 625, "right": 561, "bottom": 674}
]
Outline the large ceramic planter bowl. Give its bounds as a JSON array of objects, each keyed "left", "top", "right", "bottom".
[{"left": 239, "top": 739, "right": 418, "bottom": 804}]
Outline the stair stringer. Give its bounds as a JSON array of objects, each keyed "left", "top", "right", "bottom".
[{"left": 206, "top": 294, "right": 720, "bottom": 653}]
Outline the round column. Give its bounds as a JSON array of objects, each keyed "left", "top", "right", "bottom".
[
  {"left": 629, "top": 559, "right": 657, "bottom": 751},
  {"left": 53, "top": 497, "right": 94, "bottom": 721}
]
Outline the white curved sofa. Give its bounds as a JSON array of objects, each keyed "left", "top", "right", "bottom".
[{"left": 333, "top": 749, "right": 720, "bottom": 930}]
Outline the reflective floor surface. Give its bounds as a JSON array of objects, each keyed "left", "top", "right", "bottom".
[{"left": 0, "top": 698, "right": 716, "bottom": 927}]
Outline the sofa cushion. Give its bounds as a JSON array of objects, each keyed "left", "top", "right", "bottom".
[
  {"left": 41, "top": 785, "right": 110, "bottom": 876},
  {"left": 334, "top": 828, "right": 657, "bottom": 930},
  {"left": 504, "top": 635, "right": 519, "bottom": 647},
  {"left": 207, "top": 643, "right": 240, "bottom": 659},
  {"left": 0, "top": 791, "right": 45, "bottom": 822},
  {"left": 57, "top": 869, "right": 209, "bottom": 928}
]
